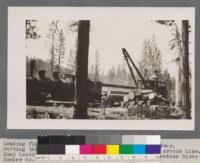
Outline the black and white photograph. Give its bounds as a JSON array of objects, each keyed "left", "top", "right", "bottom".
[{"left": 8, "top": 7, "right": 195, "bottom": 129}]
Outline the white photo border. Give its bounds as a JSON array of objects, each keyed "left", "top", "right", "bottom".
[{"left": 7, "top": 7, "right": 195, "bottom": 130}]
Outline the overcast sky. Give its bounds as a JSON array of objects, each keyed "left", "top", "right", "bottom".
[{"left": 25, "top": 8, "right": 194, "bottom": 76}]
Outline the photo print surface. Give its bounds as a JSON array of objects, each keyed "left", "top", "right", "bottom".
[{"left": 8, "top": 7, "right": 195, "bottom": 130}]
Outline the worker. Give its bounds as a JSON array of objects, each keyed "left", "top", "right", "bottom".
[
  {"left": 150, "top": 70, "right": 159, "bottom": 90},
  {"left": 38, "top": 70, "right": 50, "bottom": 81},
  {"left": 52, "top": 71, "right": 62, "bottom": 82},
  {"left": 138, "top": 79, "right": 145, "bottom": 89},
  {"left": 150, "top": 70, "right": 159, "bottom": 81},
  {"left": 101, "top": 92, "right": 107, "bottom": 114},
  {"left": 143, "top": 69, "right": 149, "bottom": 80}
]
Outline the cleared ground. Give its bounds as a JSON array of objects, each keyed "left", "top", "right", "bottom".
[{"left": 26, "top": 104, "right": 184, "bottom": 120}]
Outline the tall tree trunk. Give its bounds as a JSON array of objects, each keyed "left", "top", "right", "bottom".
[
  {"left": 174, "top": 25, "right": 182, "bottom": 111},
  {"left": 176, "top": 50, "right": 182, "bottom": 107},
  {"left": 73, "top": 20, "right": 90, "bottom": 119},
  {"left": 181, "top": 20, "right": 190, "bottom": 118}
]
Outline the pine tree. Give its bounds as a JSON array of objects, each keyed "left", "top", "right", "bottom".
[
  {"left": 56, "top": 29, "right": 65, "bottom": 71},
  {"left": 94, "top": 50, "right": 100, "bottom": 82},
  {"left": 26, "top": 20, "right": 40, "bottom": 39},
  {"left": 88, "top": 64, "right": 94, "bottom": 80},
  {"left": 139, "top": 35, "right": 162, "bottom": 79},
  {"left": 107, "top": 66, "right": 116, "bottom": 83},
  {"left": 47, "top": 20, "right": 59, "bottom": 72},
  {"left": 26, "top": 20, "right": 40, "bottom": 77},
  {"left": 155, "top": 20, "right": 191, "bottom": 118},
  {"left": 67, "top": 49, "right": 76, "bottom": 74},
  {"left": 115, "top": 65, "right": 122, "bottom": 84}
]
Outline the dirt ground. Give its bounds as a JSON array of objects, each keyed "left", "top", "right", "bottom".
[
  {"left": 26, "top": 105, "right": 184, "bottom": 120},
  {"left": 26, "top": 105, "right": 140, "bottom": 120}
]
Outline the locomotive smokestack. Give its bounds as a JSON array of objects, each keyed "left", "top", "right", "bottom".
[{"left": 30, "top": 59, "right": 35, "bottom": 77}]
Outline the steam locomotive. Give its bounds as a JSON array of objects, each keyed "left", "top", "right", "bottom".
[{"left": 26, "top": 73, "right": 102, "bottom": 106}]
